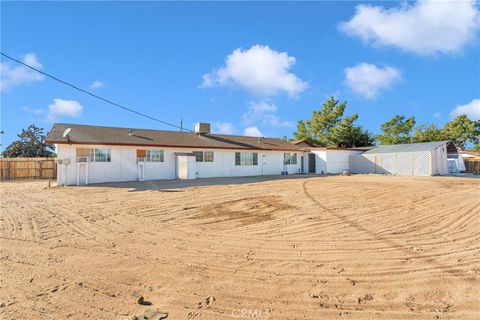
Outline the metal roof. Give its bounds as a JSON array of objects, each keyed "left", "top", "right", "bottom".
[{"left": 364, "top": 141, "right": 451, "bottom": 154}]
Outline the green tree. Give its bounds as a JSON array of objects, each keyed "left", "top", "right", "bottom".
[
  {"left": 328, "top": 113, "right": 374, "bottom": 147},
  {"left": 376, "top": 115, "right": 416, "bottom": 144},
  {"left": 412, "top": 124, "right": 445, "bottom": 143},
  {"left": 472, "top": 143, "right": 480, "bottom": 154},
  {"left": 294, "top": 120, "right": 311, "bottom": 142},
  {"left": 2, "top": 125, "right": 54, "bottom": 158},
  {"left": 442, "top": 115, "right": 480, "bottom": 149},
  {"left": 294, "top": 97, "right": 346, "bottom": 146}
]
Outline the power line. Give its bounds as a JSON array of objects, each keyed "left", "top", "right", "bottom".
[{"left": 0, "top": 52, "right": 192, "bottom": 132}]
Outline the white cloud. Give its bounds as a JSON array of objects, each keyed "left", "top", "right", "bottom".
[
  {"left": 243, "top": 126, "right": 264, "bottom": 137},
  {"left": 339, "top": 0, "right": 480, "bottom": 55},
  {"left": 89, "top": 80, "right": 105, "bottom": 89},
  {"left": 200, "top": 45, "right": 307, "bottom": 97},
  {"left": 242, "top": 101, "right": 293, "bottom": 129},
  {"left": 213, "top": 122, "right": 236, "bottom": 135},
  {"left": 433, "top": 111, "right": 442, "bottom": 119},
  {"left": 0, "top": 53, "right": 44, "bottom": 91},
  {"left": 262, "top": 114, "right": 293, "bottom": 128},
  {"left": 46, "top": 98, "right": 83, "bottom": 122},
  {"left": 242, "top": 101, "right": 277, "bottom": 125},
  {"left": 344, "top": 63, "right": 401, "bottom": 99},
  {"left": 23, "top": 53, "right": 42, "bottom": 68},
  {"left": 450, "top": 99, "right": 480, "bottom": 120}
]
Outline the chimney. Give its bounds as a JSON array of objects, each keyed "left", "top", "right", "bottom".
[
  {"left": 128, "top": 129, "right": 136, "bottom": 136},
  {"left": 194, "top": 123, "right": 211, "bottom": 134}
]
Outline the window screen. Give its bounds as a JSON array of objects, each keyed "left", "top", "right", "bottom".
[
  {"left": 193, "top": 151, "right": 214, "bottom": 162},
  {"left": 284, "top": 153, "right": 297, "bottom": 165},
  {"left": 235, "top": 152, "right": 258, "bottom": 166},
  {"left": 193, "top": 151, "right": 204, "bottom": 162},
  {"left": 147, "top": 150, "right": 164, "bottom": 162},
  {"left": 204, "top": 151, "right": 214, "bottom": 162},
  {"left": 89, "top": 148, "right": 111, "bottom": 162}
]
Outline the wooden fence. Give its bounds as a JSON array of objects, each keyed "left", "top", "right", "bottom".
[
  {"left": 0, "top": 157, "right": 56, "bottom": 181},
  {"left": 464, "top": 159, "right": 480, "bottom": 175}
]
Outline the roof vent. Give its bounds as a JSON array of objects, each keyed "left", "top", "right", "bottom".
[
  {"left": 194, "top": 123, "right": 211, "bottom": 134},
  {"left": 128, "top": 129, "right": 136, "bottom": 136}
]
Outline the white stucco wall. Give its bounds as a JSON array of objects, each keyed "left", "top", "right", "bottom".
[
  {"left": 309, "top": 150, "right": 327, "bottom": 174},
  {"left": 56, "top": 144, "right": 307, "bottom": 185},
  {"left": 310, "top": 149, "right": 363, "bottom": 174},
  {"left": 326, "top": 150, "right": 364, "bottom": 173}
]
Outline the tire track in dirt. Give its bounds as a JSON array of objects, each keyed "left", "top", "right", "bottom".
[
  {"left": 301, "top": 179, "right": 478, "bottom": 282},
  {"left": 2, "top": 177, "right": 479, "bottom": 320}
]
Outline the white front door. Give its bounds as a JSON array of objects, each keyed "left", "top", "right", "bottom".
[
  {"left": 77, "top": 163, "right": 88, "bottom": 185},
  {"left": 176, "top": 155, "right": 196, "bottom": 179},
  {"left": 176, "top": 156, "right": 188, "bottom": 179},
  {"left": 138, "top": 163, "right": 145, "bottom": 181}
]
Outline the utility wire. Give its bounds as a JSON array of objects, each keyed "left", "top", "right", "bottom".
[{"left": 0, "top": 52, "right": 192, "bottom": 132}]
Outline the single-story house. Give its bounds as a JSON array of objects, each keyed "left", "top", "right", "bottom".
[
  {"left": 47, "top": 123, "right": 316, "bottom": 185},
  {"left": 349, "top": 140, "right": 461, "bottom": 176},
  {"left": 46, "top": 123, "right": 461, "bottom": 185}
]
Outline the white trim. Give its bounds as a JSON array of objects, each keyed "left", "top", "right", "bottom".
[
  {"left": 138, "top": 163, "right": 145, "bottom": 181},
  {"left": 77, "top": 162, "right": 89, "bottom": 185}
]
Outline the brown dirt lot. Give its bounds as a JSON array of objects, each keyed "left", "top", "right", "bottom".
[{"left": 1, "top": 175, "right": 479, "bottom": 320}]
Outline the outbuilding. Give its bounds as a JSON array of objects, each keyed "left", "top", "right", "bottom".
[
  {"left": 307, "top": 148, "right": 365, "bottom": 174},
  {"left": 349, "top": 141, "right": 461, "bottom": 176}
]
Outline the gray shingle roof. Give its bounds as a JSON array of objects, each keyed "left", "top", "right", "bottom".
[
  {"left": 46, "top": 123, "right": 304, "bottom": 151},
  {"left": 364, "top": 141, "right": 451, "bottom": 154}
]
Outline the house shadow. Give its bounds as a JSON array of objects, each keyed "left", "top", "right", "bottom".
[{"left": 81, "top": 174, "right": 323, "bottom": 192}]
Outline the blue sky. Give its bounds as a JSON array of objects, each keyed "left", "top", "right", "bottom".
[{"left": 1, "top": 1, "right": 479, "bottom": 151}]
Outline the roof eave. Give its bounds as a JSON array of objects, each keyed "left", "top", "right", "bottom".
[{"left": 48, "top": 140, "right": 304, "bottom": 152}]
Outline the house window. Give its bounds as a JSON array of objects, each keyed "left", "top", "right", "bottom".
[
  {"left": 235, "top": 152, "right": 258, "bottom": 166},
  {"left": 89, "top": 148, "right": 111, "bottom": 162},
  {"left": 193, "top": 151, "right": 214, "bottom": 162},
  {"left": 204, "top": 151, "right": 214, "bottom": 162},
  {"left": 284, "top": 153, "right": 297, "bottom": 165},
  {"left": 147, "top": 150, "right": 164, "bottom": 162},
  {"left": 193, "top": 151, "right": 203, "bottom": 162}
]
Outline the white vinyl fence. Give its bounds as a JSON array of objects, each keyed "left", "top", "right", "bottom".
[{"left": 350, "top": 151, "right": 432, "bottom": 176}]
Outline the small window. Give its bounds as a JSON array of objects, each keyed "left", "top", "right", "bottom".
[
  {"left": 193, "top": 151, "right": 214, "bottom": 162},
  {"left": 204, "top": 151, "right": 214, "bottom": 162},
  {"left": 235, "top": 152, "right": 258, "bottom": 166},
  {"left": 146, "top": 150, "right": 164, "bottom": 162},
  {"left": 89, "top": 148, "right": 111, "bottom": 162},
  {"left": 193, "top": 151, "right": 203, "bottom": 162},
  {"left": 284, "top": 153, "right": 297, "bottom": 165}
]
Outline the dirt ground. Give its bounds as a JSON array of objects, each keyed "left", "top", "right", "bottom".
[{"left": 1, "top": 175, "right": 479, "bottom": 320}]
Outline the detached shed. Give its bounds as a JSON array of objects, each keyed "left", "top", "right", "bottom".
[
  {"left": 309, "top": 148, "right": 365, "bottom": 174},
  {"left": 349, "top": 141, "right": 460, "bottom": 176}
]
